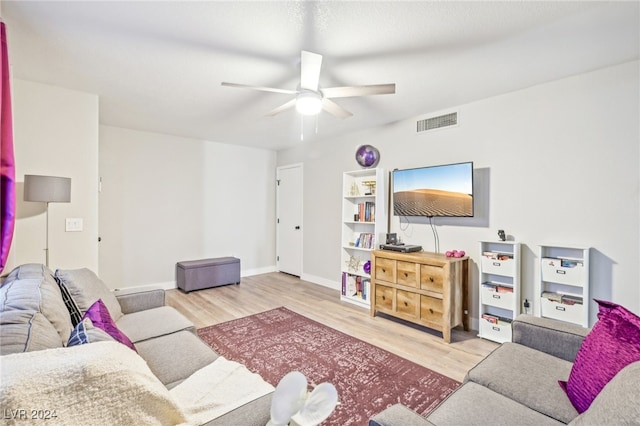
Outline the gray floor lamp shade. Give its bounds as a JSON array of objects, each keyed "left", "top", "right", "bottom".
[
  {"left": 24, "top": 175, "right": 71, "bottom": 203},
  {"left": 23, "top": 175, "right": 71, "bottom": 267}
]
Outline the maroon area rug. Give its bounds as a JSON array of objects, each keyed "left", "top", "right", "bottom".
[{"left": 198, "top": 307, "right": 459, "bottom": 425}]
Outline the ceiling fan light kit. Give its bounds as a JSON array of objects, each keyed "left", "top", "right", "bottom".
[
  {"left": 222, "top": 50, "right": 395, "bottom": 122},
  {"left": 295, "top": 91, "right": 323, "bottom": 116}
]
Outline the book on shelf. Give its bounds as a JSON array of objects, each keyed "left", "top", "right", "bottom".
[
  {"left": 541, "top": 291, "right": 583, "bottom": 305},
  {"left": 482, "top": 313, "right": 499, "bottom": 324},
  {"left": 362, "top": 278, "right": 370, "bottom": 301},
  {"left": 353, "top": 233, "right": 375, "bottom": 249},
  {"left": 482, "top": 313, "right": 513, "bottom": 325},
  {"left": 560, "top": 258, "right": 584, "bottom": 268},
  {"left": 543, "top": 257, "right": 584, "bottom": 268},
  {"left": 483, "top": 251, "right": 513, "bottom": 261},
  {"left": 356, "top": 202, "right": 376, "bottom": 222},
  {"left": 341, "top": 272, "right": 369, "bottom": 301},
  {"left": 482, "top": 282, "right": 514, "bottom": 293},
  {"left": 342, "top": 272, "right": 357, "bottom": 297}
]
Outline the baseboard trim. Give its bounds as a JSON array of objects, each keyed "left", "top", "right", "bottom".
[
  {"left": 113, "top": 281, "right": 176, "bottom": 295},
  {"left": 242, "top": 265, "right": 277, "bottom": 277},
  {"left": 112, "top": 266, "right": 278, "bottom": 294},
  {"left": 301, "top": 273, "right": 339, "bottom": 290}
]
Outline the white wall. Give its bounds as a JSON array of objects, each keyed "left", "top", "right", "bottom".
[
  {"left": 98, "top": 126, "right": 276, "bottom": 291},
  {"left": 277, "top": 61, "right": 640, "bottom": 326},
  {"left": 8, "top": 79, "right": 99, "bottom": 272}
]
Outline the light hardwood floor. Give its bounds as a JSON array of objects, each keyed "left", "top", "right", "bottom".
[{"left": 166, "top": 272, "right": 498, "bottom": 382}]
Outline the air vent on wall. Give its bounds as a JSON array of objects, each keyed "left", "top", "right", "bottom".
[{"left": 416, "top": 112, "right": 458, "bottom": 133}]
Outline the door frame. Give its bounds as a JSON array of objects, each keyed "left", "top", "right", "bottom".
[{"left": 276, "top": 163, "right": 303, "bottom": 276}]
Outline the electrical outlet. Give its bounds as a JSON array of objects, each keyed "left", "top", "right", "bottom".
[{"left": 65, "top": 218, "right": 83, "bottom": 232}]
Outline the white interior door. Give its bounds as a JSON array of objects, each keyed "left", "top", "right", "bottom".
[{"left": 276, "top": 164, "right": 303, "bottom": 276}]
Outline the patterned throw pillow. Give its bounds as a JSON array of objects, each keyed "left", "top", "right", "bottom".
[
  {"left": 67, "top": 318, "right": 114, "bottom": 347},
  {"left": 55, "top": 268, "right": 123, "bottom": 321},
  {"left": 559, "top": 299, "right": 640, "bottom": 413},
  {"left": 82, "top": 300, "right": 136, "bottom": 352},
  {"left": 55, "top": 277, "right": 83, "bottom": 327}
]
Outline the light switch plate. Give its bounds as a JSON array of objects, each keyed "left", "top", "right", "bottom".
[{"left": 65, "top": 218, "right": 83, "bottom": 232}]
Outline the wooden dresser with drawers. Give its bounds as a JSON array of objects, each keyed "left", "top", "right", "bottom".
[{"left": 370, "top": 250, "right": 469, "bottom": 343}]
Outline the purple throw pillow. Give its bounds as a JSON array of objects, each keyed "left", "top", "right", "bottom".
[
  {"left": 559, "top": 299, "right": 640, "bottom": 413},
  {"left": 82, "top": 299, "right": 137, "bottom": 352}
]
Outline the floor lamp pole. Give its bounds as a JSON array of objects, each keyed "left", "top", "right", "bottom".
[{"left": 45, "top": 201, "right": 50, "bottom": 268}]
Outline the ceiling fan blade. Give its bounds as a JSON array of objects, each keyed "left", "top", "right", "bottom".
[
  {"left": 321, "top": 98, "right": 353, "bottom": 119},
  {"left": 322, "top": 83, "right": 396, "bottom": 98},
  {"left": 300, "top": 51, "right": 322, "bottom": 91},
  {"left": 221, "top": 82, "right": 297, "bottom": 95},
  {"left": 266, "top": 98, "right": 297, "bottom": 116}
]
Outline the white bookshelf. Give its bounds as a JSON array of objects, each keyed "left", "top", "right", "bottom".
[
  {"left": 478, "top": 241, "right": 521, "bottom": 343},
  {"left": 340, "top": 168, "right": 387, "bottom": 308},
  {"left": 536, "top": 244, "right": 590, "bottom": 327}
]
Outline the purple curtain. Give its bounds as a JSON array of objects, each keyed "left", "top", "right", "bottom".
[{"left": 0, "top": 21, "right": 15, "bottom": 273}]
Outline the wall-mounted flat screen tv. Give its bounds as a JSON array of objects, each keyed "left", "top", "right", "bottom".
[{"left": 392, "top": 161, "right": 474, "bottom": 217}]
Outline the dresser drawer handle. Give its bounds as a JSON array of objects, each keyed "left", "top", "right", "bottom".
[
  {"left": 429, "top": 308, "right": 434, "bottom": 314},
  {"left": 404, "top": 301, "right": 408, "bottom": 306},
  {"left": 404, "top": 272, "right": 408, "bottom": 277},
  {"left": 382, "top": 295, "right": 386, "bottom": 300},
  {"left": 382, "top": 268, "right": 386, "bottom": 273},
  {"left": 429, "top": 276, "right": 434, "bottom": 282}
]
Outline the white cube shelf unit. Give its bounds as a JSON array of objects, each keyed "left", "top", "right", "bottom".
[
  {"left": 478, "top": 241, "right": 521, "bottom": 343},
  {"left": 340, "top": 168, "right": 387, "bottom": 309},
  {"left": 536, "top": 245, "right": 590, "bottom": 327}
]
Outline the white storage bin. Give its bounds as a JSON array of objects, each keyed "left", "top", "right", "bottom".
[
  {"left": 479, "top": 319, "right": 512, "bottom": 343},
  {"left": 540, "top": 297, "right": 584, "bottom": 325},
  {"left": 480, "top": 286, "right": 515, "bottom": 311},
  {"left": 541, "top": 257, "right": 585, "bottom": 286},
  {"left": 481, "top": 256, "right": 515, "bottom": 276}
]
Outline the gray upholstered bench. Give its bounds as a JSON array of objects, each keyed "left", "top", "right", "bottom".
[{"left": 176, "top": 257, "right": 241, "bottom": 292}]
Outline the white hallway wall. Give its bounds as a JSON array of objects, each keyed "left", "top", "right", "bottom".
[
  {"left": 8, "top": 79, "right": 99, "bottom": 273},
  {"left": 99, "top": 126, "right": 277, "bottom": 291},
  {"left": 277, "top": 61, "right": 640, "bottom": 326}
]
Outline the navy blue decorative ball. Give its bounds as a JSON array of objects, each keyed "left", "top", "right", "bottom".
[{"left": 355, "top": 145, "right": 380, "bottom": 168}]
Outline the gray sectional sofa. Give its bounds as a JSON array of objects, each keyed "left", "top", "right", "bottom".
[
  {"left": 370, "top": 314, "right": 640, "bottom": 425},
  {"left": 0, "top": 263, "right": 272, "bottom": 425}
]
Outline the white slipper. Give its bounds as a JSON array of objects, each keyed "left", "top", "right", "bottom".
[
  {"left": 267, "top": 371, "right": 308, "bottom": 426},
  {"left": 290, "top": 382, "right": 338, "bottom": 426}
]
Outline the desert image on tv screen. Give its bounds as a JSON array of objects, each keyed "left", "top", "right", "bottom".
[{"left": 393, "top": 163, "right": 473, "bottom": 217}]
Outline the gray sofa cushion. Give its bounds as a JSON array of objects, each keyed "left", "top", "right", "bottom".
[
  {"left": 465, "top": 342, "right": 577, "bottom": 424},
  {"left": 116, "top": 306, "right": 195, "bottom": 343},
  {"left": 427, "top": 382, "right": 564, "bottom": 426},
  {"left": 512, "top": 314, "right": 589, "bottom": 362},
  {"left": 55, "top": 268, "right": 123, "bottom": 321},
  {"left": 1, "top": 264, "right": 73, "bottom": 344},
  {"left": 0, "top": 310, "right": 64, "bottom": 354},
  {"left": 116, "top": 289, "right": 165, "bottom": 314},
  {"left": 369, "top": 403, "right": 435, "bottom": 426},
  {"left": 570, "top": 361, "right": 640, "bottom": 425},
  {"left": 134, "top": 330, "right": 218, "bottom": 388}
]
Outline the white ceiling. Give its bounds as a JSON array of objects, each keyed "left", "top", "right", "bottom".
[{"left": 2, "top": 1, "right": 639, "bottom": 151}]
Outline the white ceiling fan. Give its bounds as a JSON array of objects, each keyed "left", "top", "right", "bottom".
[{"left": 222, "top": 51, "right": 396, "bottom": 119}]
